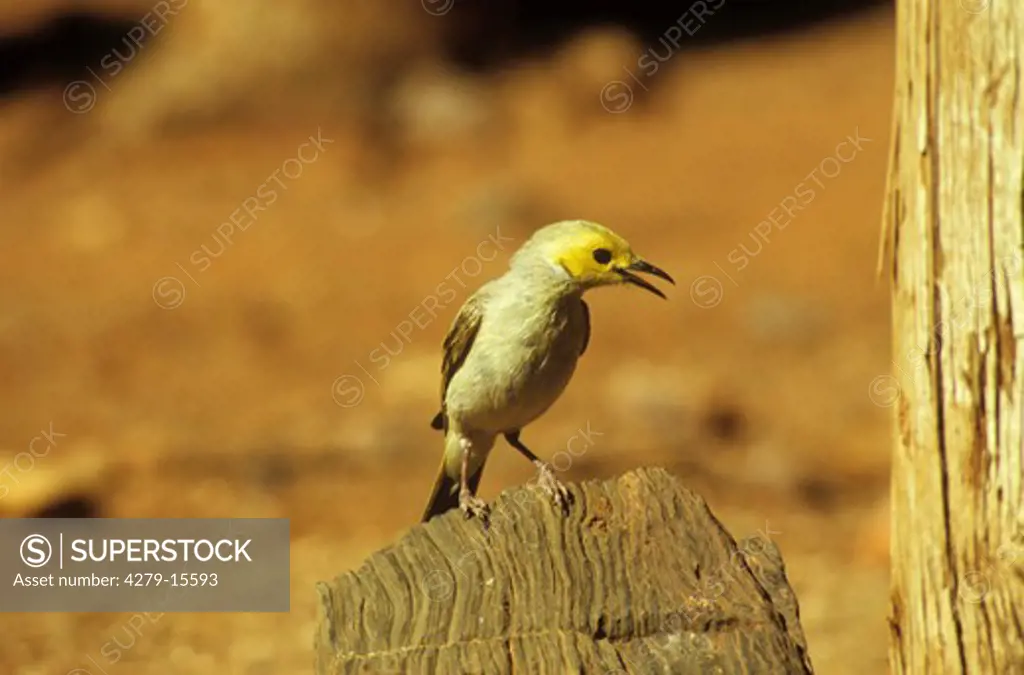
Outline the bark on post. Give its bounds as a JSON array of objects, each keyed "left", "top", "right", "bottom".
[{"left": 884, "top": 0, "right": 1024, "bottom": 672}]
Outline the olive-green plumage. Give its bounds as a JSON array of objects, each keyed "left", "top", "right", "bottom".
[{"left": 422, "top": 220, "right": 674, "bottom": 522}]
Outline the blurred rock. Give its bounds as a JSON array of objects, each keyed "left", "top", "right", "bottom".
[
  {"left": 795, "top": 476, "right": 840, "bottom": 512},
  {"left": 701, "top": 401, "right": 747, "bottom": 442},
  {"left": 388, "top": 64, "right": 493, "bottom": 146},
  {"left": 549, "top": 26, "right": 645, "bottom": 115},
  {"left": 498, "top": 26, "right": 642, "bottom": 137},
  {"left": 0, "top": 438, "right": 111, "bottom": 517},
  {"left": 605, "top": 358, "right": 697, "bottom": 434},
  {"left": 452, "top": 181, "right": 542, "bottom": 238},
  {"left": 743, "top": 293, "right": 825, "bottom": 345}
]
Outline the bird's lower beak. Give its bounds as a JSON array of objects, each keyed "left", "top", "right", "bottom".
[{"left": 617, "top": 258, "right": 675, "bottom": 299}]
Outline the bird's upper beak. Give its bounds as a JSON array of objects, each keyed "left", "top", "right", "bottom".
[{"left": 616, "top": 258, "right": 675, "bottom": 299}]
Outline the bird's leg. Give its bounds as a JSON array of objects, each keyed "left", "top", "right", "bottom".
[
  {"left": 458, "top": 437, "right": 489, "bottom": 523},
  {"left": 504, "top": 431, "right": 571, "bottom": 512}
]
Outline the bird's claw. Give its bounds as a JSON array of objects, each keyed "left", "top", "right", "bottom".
[
  {"left": 459, "top": 489, "right": 490, "bottom": 525},
  {"left": 533, "top": 460, "right": 572, "bottom": 514}
]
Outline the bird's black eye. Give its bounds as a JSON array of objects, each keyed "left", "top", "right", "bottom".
[{"left": 593, "top": 248, "right": 612, "bottom": 265}]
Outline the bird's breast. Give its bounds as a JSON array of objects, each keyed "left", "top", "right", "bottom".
[{"left": 446, "top": 296, "right": 586, "bottom": 432}]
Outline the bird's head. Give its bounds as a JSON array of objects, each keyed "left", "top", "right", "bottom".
[{"left": 513, "top": 220, "right": 675, "bottom": 298}]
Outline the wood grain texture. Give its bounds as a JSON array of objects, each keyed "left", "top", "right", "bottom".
[
  {"left": 315, "top": 468, "right": 814, "bottom": 674},
  {"left": 886, "top": 0, "right": 1024, "bottom": 672}
]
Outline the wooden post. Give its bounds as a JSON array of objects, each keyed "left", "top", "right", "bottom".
[
  {"left": 884, "top": 0, "right": 1024, "bottom": 672},
  {"left": 315, "top": 468, "right": 814, "bottom": 674}
]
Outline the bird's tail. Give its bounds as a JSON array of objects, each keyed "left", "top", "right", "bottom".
[
  {"left": 421, "top": 447, "right": 485, "bottom": 523},
  {"left": 421, "top": 464, "right": 461, "bottom": 522}
]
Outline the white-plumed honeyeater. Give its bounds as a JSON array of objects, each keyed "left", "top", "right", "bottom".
[{"left": 422, "top": 220, "right": 674, "bottom": 522}]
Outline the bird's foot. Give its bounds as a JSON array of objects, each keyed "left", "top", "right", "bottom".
[
  {"left": 459, "top": 489, "right": 490, "bottom": 525},
  {"left": 533, "top": 460, "right": 572, "bottom": 514}
]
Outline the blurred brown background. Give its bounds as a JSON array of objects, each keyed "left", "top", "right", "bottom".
[{"left": 0, "top": 0, "right": 895, "bottom": 672}]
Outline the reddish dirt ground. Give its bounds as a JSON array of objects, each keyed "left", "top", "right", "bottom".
[{"left": 0, "top": 7, "right": 895, "bottom": 674}]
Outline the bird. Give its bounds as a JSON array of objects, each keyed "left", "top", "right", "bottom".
[{"left": 421, "top": 219, "right": 674, "bottom": 523}]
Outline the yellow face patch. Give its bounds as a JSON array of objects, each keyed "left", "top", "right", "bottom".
[{"left": 554, "top": 227, "right": 634, "bottom": 283}]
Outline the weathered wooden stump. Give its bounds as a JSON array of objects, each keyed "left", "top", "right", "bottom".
[{"left": 315, "top": 467, "right": 814, "bottom": 674}]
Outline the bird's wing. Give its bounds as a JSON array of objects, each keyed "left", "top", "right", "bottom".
[
  {"left": 429, "top": 292, "right": 484, "bottom": 431},
  {"left": 579, "top": 299, "right": 591, "bottom": 356}
]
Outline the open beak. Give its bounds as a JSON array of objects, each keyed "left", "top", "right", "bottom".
[{"left": 616, "top": 258, "right": 675, "bottom": 299}]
